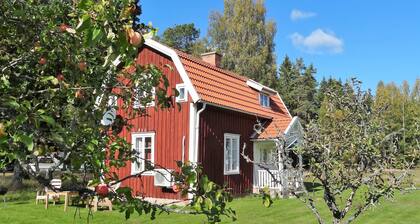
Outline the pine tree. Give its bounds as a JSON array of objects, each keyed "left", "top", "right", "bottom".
[
  {"left": 207, "top": 0, "right": 277, "bottom": 88},
  {"left": 277, "top": 56, "right": 318, "bottom": 124}
]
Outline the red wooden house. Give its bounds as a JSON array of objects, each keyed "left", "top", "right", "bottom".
[{"left": 110, "top": 39, "right": 302, "bottom": 200}]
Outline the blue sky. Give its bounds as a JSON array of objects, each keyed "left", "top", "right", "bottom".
[{"left": 140, "top": 0, "right": 420, "bottom": 90}]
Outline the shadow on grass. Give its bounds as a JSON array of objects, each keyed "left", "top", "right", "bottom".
[{"left": 304, "top": 182, "right": 323, "bottom": 192}]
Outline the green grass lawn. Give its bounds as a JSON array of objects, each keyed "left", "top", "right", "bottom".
[
  {"left": 1, "top": 169, "right": 420, "bottom": 223},
  {"left": 0, "top": 189, "right": 420, "bottom": 223}
]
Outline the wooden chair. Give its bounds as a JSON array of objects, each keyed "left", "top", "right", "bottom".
[{"left": 35, "top": 179, "right": 62, "bottom": 205}]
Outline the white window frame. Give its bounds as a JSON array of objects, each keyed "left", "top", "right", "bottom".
[
  {"left": 131, "top": 132, "right": 155, "bottom": 176},
  {"left": 224, "top": 133, "right": 240, "bottom": 175},
  {"left": 175, "top": 83, "right": 187, "bottom": 102},
  {"left": 259, "top": 93, "right": 270, "bottom": 107},
  {"left": 133, "top": 87, "right": 156, "bottom": 108}
]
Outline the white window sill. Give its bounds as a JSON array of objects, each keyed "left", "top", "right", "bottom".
[
  {"left": 175, "top": 98, "right": 187, "bottom": 103},
  {"left": 224, "top": 171, "right": 240, "bottom": 175}
]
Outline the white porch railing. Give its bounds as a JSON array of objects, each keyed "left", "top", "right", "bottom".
[
  {"left": 255, "top": 169, "right": 303, "bottom": 191},
  {"left": 255, "top": 170, "right": 282, "bottom": 189}
]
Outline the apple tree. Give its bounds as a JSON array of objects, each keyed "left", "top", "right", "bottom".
[{"left": 0, "top": 0, "right": 235, "bottom": 223}]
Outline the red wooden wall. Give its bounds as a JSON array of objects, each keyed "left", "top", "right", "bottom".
[
  {"left": 112, "top": 46, "right": 190, "bottom": 199},
  {"left": 198, "top": 104, "right": 256, "bottom": 195}
]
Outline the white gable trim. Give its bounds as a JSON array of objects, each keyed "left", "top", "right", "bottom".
[
  {"left": 144, "top": 39, "right": 200, "bottom": 103},
  {"left": 276, "top": 93, "right": 292, "bottom": 118}
]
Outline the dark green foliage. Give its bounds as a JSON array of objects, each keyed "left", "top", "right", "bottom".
[
  {"left": 207, "top": 0, "right": 277, "bottom": 88},
  {"left": 157, "top": 23, "right": 203, "bottom": 54},
  {"left": 277, "top": 56, "right": 318, "bottom": 124}
]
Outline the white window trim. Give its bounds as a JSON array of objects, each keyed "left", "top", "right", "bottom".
[
  {"left": 175, "top": 83, "right": 187, "bottom": 102},
  {"left": 133, "top": 87, "right": 156, "bottom": 108},
  {"left": 224, "top": 133, "right": 240, "bottom": 175},
  {"left": 131, "top": 132, "right": 155, "bottom": 176},
  {"left": 259, "top": 93, "right": 270, "bottom": 108}
]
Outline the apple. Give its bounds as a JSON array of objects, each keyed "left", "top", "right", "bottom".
[
  {"left": 172, "top": 184, "right": 181, "bottom": 193},
  {"left": 59, "top": 23, "right": 69, "bottom": 32},
  {"left": 38, "top": 57, "right": 47, "bottom": 65},
  {"left": 78, "top": 61, "right": 87, "bottom": 71},
  {"left": 127, "top": 28, "right": 142, "bottom": 46},
  {"left": 0, "top": 123, "right": 5, "bottom": 138},
  {"left": 56, "top": 73, "right": 64, "bottom": 81},
  {"left": 95, "top": 184, "right": 109, "bottom": 197},
  {"left": 75, "top": 89, "right": 84, "bottom": 99}
]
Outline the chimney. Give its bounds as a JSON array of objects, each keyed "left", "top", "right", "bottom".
[{"left": 200, "top": 51, "right": 222, "bottom": 67}]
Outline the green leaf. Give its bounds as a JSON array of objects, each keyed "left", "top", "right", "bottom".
[
  {"left": 204, "top": 197, "right": 213, "bottom": 210},
  {"left": 15, "top": 133, "right": 33, "bottom": 151},
  {"left": 6, "top": 99, "right": 20, "bottom": 109},
  {"left": 76, "top": 14, "right": 91, "bottom": 32},
  {"left": 40, "top": 115, "right": 55, "bottom": 126},
  {"left": 92, "top": 28, "right": 103, "bottom": 43}
]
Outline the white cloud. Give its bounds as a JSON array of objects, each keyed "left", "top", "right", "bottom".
[
  {"left": 290, "top": 29, "right": 344, "bottom": 54},
  {"left": 290, "top": 9, "right": 316, "bottom": 21}
]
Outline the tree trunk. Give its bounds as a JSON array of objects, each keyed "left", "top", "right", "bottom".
[{"left": 9, "top": 161, "right": 24, "bottom": 191}]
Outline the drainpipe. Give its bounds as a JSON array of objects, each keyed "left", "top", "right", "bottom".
[
  {"left": 194, "top": 103, "right": 207, "bottom": 163},
  {"left": 181, "top": 136, "right": 185, "bottom": 163}
]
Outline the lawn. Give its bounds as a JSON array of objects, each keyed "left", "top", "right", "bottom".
[{"left": 1, "top": 170, "right": 420, "bottom": 224}]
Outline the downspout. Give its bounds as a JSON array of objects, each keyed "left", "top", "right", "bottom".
[
  {"left": 194, "top": 103, "right": 207, "bottom": 163},
  {"left": 181, "top": 136, "right": 185, "bottom": 163}
]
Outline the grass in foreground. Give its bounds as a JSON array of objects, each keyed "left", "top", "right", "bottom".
[
  {"left": 1, "top": 168, "right": 420, "bottom": 223},
  {"left": 0, "top": 189, "right": 420, "bottom": 224}
]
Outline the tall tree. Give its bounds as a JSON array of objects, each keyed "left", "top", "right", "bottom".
[
  {"left": 157, "top": 23, "right": 205, "bottom": 55},
  {"left": 207, "top": 0, "right": 277, "bottom": 88},
  {"left": 277, "top": 56, "right": 318, "bottom": 124},
  {"left": 374, "top": 80, "right": 420, "bottom": 155}
]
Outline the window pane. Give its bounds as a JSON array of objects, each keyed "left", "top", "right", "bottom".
[
  {"left": 225, "top": 138, "right": 231, "bottom": 171},
  {"left": 145, "top": 137, "right": 152, "bottom": 160},
  {"left": 232, "top": 138, "right": 239, "bottom": 170},
  {"left": 135, "top": 138, "right": 143, "bottom": 171},
  {"left": 179, "top": 87, "right": 185, "bottom": 99}
]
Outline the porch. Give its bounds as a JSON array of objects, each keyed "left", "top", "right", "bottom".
[{"left": 252, "top": 141, "right": 304, "bottom": 196}]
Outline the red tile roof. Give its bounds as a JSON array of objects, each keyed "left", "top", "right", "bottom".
[{"left": 175, "top": 51, "right": 292, "bottom": 139}]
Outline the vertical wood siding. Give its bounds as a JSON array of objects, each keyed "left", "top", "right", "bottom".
[
  {"left": 198, "top": 105, "right": 255, "bottom": 195},
  {"left": 112, "top": 46, "right": 190, "bottom": 199}
]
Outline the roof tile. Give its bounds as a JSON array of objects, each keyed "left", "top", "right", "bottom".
[{"left": 175, "top": 50, "right": 292, "bottom": 139}]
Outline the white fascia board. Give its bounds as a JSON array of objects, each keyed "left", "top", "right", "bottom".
[
  {"left": 246, "top": 79, "right": 277, "bottom": 95},
  {"left": 276, "top": 92, "right": 292, "bottom": 118},
  {"left": 284, "top": 116, "right": 301, "bottom": 135},
  {"left": 144, "top": 39, "right": 200, "bottom": 103}
]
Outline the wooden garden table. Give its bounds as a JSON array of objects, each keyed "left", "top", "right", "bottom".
[{"left": 44, "top": 191, "right": 79, "bottom": 211}]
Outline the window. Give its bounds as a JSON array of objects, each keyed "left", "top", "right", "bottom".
[
  {"left": 131, "top": 133, "right": 155, "bottom": 175},
  {"left": 133, "top": 87, "right": 155, "bottom": 108},
  {"left": 259, "top": 93, "right": 270, "bottom": 107},
  {"left": 224, "top": 133, "right": 240, "bottom": 175},
  {"left": 175, "top": 83, "right": 187, "bottom": 102}
]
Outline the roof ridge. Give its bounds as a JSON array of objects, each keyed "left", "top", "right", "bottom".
[{"left": 175, "top": 50, "right": 249, "bottom": 82}]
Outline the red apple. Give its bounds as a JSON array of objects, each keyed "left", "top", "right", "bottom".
[
  {"left": 39, "top": 57, "right": 47, "bottom": 65},
  {"left": 75, "top": 89, "right": 84, "bottom": 99},
  {"left": 172, "top": 184, "right": 181, "bottom": 193},
  {"left": 127, "top": 28, "right": 142, "bottom": 46},
  {"left": 59, "top": 23, "right": 69, "bottom": 32},
  {"left": 95, "top": 184, "right": 109, "bottom": 197},
  {"left": 78, "top": 61, "right": 87, "bottom": 71},
  {"left": 56, "top": 73, "right": 64, "bottom": 81}
]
